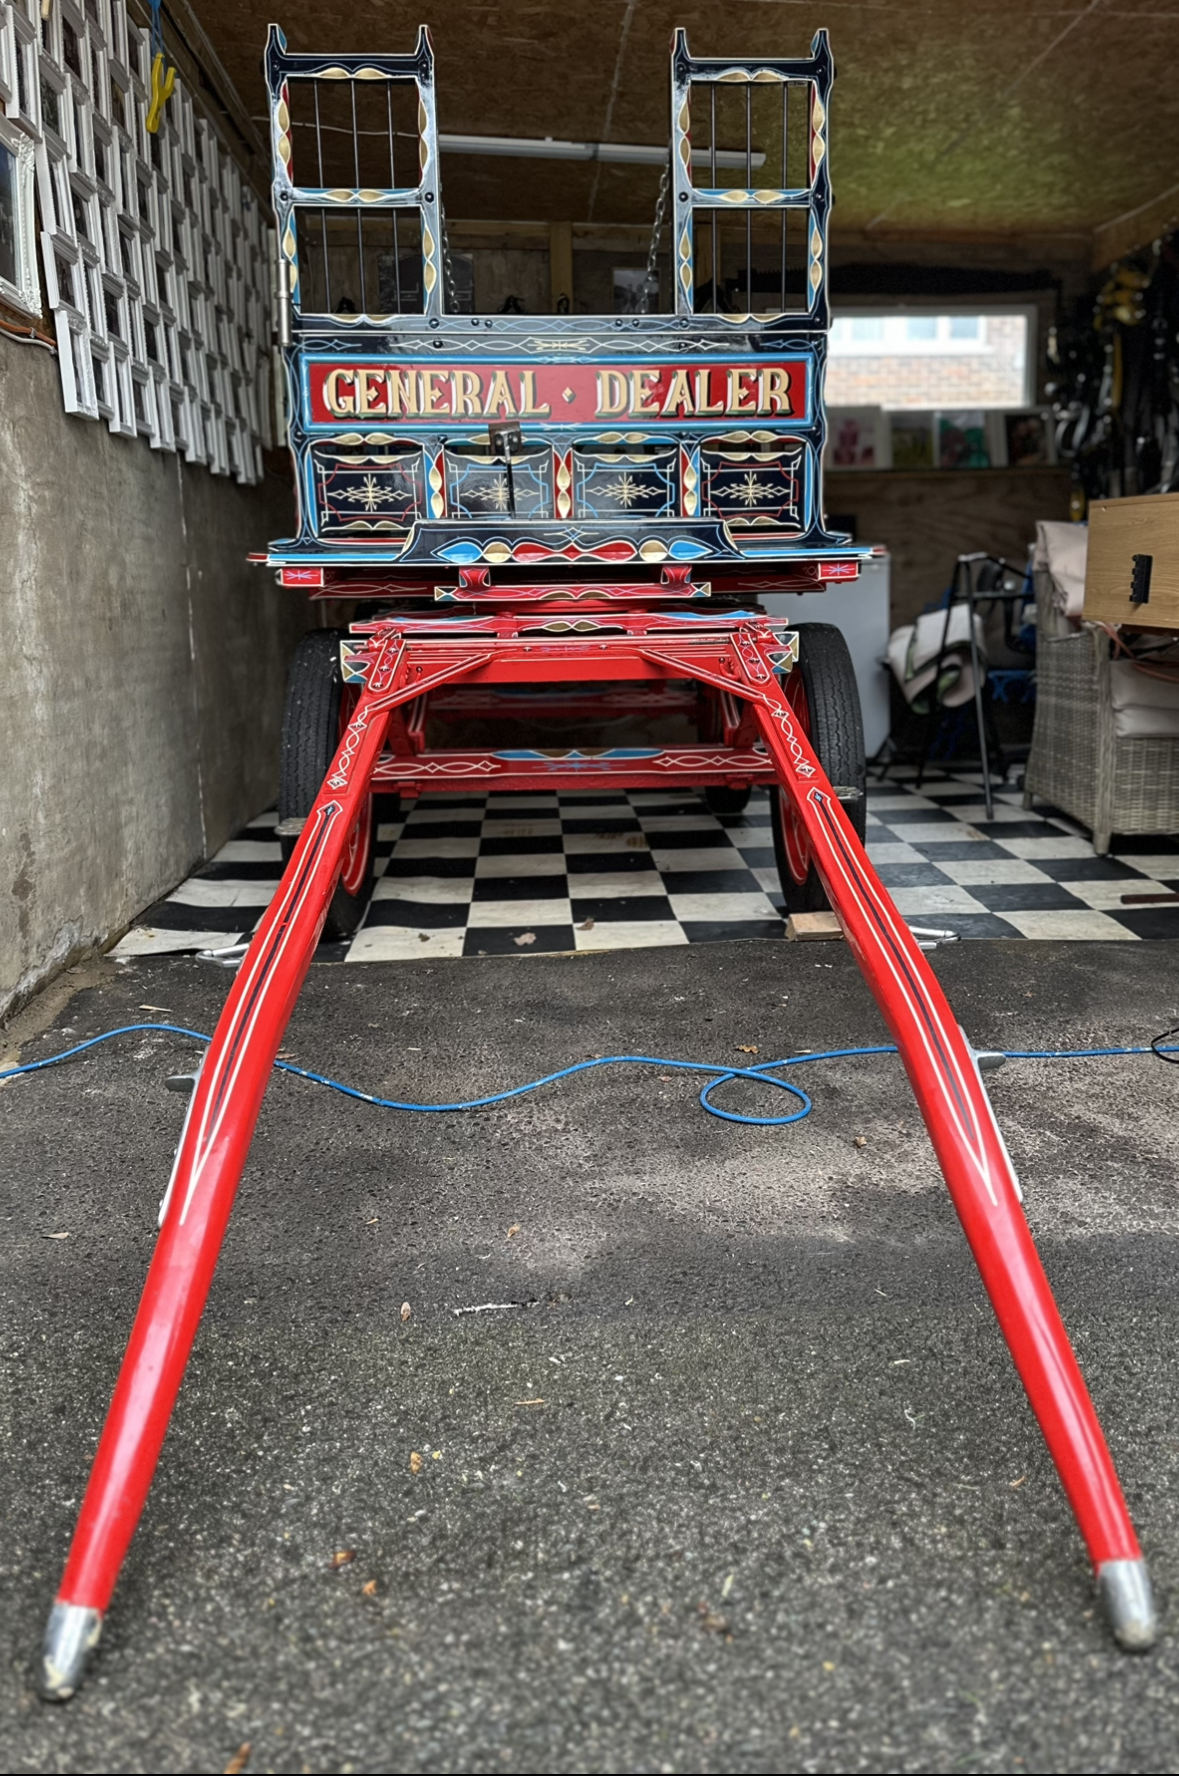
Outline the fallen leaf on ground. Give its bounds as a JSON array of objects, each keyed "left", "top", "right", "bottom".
[
  {"left": 139, "top": 1004, "right": 172, "bottom": 1013},
  {"left": 506, "top": 1223, "right": 521, "bottom": 1239},
  {"left": 853, "top": 1135, "right": 868, "bottom": 1148},
  {"left": 330, "top": 1550, "right": 356, "bottom": 1568},
  {"left": 515, "top": 1398, "right": 545, "bottom": 1407},
  {"left": 400, "top": 1302, "right": 412, "bottom": 1322},
  {"left": 696, "top": 1602, "right": 730, "bottom": 1635},
  {"left": 513, "top": 931, "right": 537, "bottom": 947},
  {"left": 432, "top": 1450, "right": 442, "bottom": 1461},
  {"left": 409, "top": 1451, "right": 424, "bottom": 1475},
  {"left": 735, "top": 1044, "right": 759, "bottom": 1055},
  {"left": 362, "top": 1579, "right": 378, "bottom": 1597},
  {"left": 224, "top": 1743, "right": 251, "bottom": 1775},
  {"left": 577, "top": 917, "right": 595, "bottom": 930},
  {"left": 1010, "top": 1474, "right": 1027, "bottom": 1489},
  {"left": 43, "top": 1232, "right": 70, "bottom": 1240},
  {"left": 418, "top": 932, "right": 430, "bottom": 943}
]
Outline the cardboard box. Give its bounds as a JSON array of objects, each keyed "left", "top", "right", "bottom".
[{"left": 1084, "top": 492, "right": 1179, "bottom": 628}]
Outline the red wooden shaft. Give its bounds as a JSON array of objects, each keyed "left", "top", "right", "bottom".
[
  {"left": 54, "top": 686, "right": 393, "bottom": 1613},
  {"left": 750, "top": 689, "right": 1139, "bottom": 1569}
]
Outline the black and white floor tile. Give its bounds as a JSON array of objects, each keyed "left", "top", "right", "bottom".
[{"left": 114, "top": 772, "right": 1179, "bottom": 961}]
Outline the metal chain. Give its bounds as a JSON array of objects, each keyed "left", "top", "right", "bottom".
[
  {"left": 440, "top": 208, "right": 459, "bottom": 315},
  {"left": 639, "top": 151, "right": 671, "bottom": 314}
]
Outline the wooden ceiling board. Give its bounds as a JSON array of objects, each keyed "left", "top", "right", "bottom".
[{"left": 188, "top": 0, "right": 1179, "bottom": 259}]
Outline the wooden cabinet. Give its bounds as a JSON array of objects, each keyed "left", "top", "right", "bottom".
[{"left": 1084, "top": 492, "right": 1179, "bottom": 627}]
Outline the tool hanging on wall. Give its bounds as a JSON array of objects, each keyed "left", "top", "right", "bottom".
[
  {"left": 144, "top": 0, "right": 176, "bottom": 135},
  {"left": 1049, "top": 235, "right": 1179, "bottom": 513}
]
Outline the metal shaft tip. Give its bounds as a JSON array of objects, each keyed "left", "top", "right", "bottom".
[
  {"left": 1098, "top": 1558, "right": 1157, "bottom": 1652},
  {"left": 38, "top": 1602, "right": 103, "bottom": 1701}
]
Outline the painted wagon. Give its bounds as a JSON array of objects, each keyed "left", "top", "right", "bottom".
[{"left": 38, "top": 23, "right": 1155, "bottom": 1699}]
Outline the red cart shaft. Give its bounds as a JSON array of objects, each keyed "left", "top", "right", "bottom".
[{"left": 40, "top": 618, "right": 1154, "bottom": 1700}]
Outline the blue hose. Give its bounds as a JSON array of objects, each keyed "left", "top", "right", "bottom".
[{"left": 1, "top": 1023, "right": 1176, "bottom": 1131}]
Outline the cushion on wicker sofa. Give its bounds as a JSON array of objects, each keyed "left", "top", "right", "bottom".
[
  {"left": 1108, "top": 661, "right": 1179, "bottom": 737},
  {"left": 1034, "top": 519, "right": 1088, "bottom": 619}
]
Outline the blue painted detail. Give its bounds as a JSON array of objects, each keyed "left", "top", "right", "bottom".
[
  {"left": 494, "top": 748, "right": 662, "bottom": 761},
  {"left": 667, "top": 537, "right": 712, "bottom": 560},
  {"left": 435, "top": 539, "right": 486, "bottom": 565}
]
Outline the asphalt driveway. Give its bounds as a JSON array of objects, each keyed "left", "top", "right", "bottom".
[{"left": 2, "top": 938, "right": 1179, "bottom": 1774}]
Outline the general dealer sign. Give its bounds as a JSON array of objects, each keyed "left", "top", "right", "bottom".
[{"left": 307, "top": 358, "right": 809, "bottom": 426}]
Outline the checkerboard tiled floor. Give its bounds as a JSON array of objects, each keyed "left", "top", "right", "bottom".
[{"left": 115, "top": 771, "right": 1179, "bottom": 961}]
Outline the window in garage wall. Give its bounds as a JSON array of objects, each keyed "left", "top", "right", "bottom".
[{"left": 826, "top": 308, "right": 1034, "bottom": 410}]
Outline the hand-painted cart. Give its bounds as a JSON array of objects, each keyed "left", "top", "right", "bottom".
[{"left": 39, "top": 23, "right": 1155, "bottom": 1700}]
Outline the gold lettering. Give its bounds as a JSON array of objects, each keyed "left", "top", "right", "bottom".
[
  {"left": 735, "top": 368, "right": 758, "bottom": 413},
  {"left": 727, "top": 368, "right": 757, "bottom": 414},
  {"left": 323, "top": 367, "right": 357, "bottom": 416},
  {"left": 661, "top": 369, "right": 695, "bottom": 417},
  {"left": 630, "top": 370, "right": 661, "bottom": 416},
  {"left": 518, "top": 369, "right": 552, "bottom": 417},
  {"left": 358, "top": 368, "right": 390, "bottom": 416},
  {"left": 693, "top": 369, "right": 724, "bottom": 415},
  {"left": 420, "top": 369, "right": 448, "bottom": 415},
  {"left": 596, "top": 369, "right": 628, "bottom": 417},
  {"left": 452, "top": 369, "right": 482, "bottom": 415},
  {"left": 758, "top": 366, "right": 793, "bottom": 415},
  {"left": 387, "top": 370, "right": 417, "bottom": 417},
  {"left": 483, "top": 369, "right": 518, "bottom": 417}
]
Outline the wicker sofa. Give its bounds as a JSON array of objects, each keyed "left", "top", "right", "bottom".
[{"left": 1023, "top": 569, "right": 1179, "bottom": 854}]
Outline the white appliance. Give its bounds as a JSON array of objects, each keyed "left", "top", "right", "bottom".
[{"left": 759, "top": 551, "right": 891, "bottom": 758}]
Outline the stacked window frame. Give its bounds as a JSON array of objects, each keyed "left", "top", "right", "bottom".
[{"left": 0, "top": 0, "right": 270, "bottom": 483}]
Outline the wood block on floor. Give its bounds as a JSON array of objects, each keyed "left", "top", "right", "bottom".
[{"left": 786, "top": 910, "right": 844, "bottom": 941}]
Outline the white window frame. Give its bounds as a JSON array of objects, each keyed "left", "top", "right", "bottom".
[
  {"left": 0, "top": 109, "right": 38, "bottom": 311},
  {"left": 22, "top": 0, "right": 270, "bottom": 480}
]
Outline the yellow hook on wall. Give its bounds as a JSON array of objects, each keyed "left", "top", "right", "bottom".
[{"left": 145, "top": 49, "right": 175, "bottom": 135}]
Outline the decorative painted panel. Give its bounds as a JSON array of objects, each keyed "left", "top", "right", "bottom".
[
  {"left": 443, "top": 441, "right": 553, "bottom": 522},
  {"left": 699, "top": 433, "right": 805, "bottom": 532},
  {"left": 311, "top": 438, "right": 424, "bottom": 535},
  {"left": 572, "top": 438, "right": 677, "bottom": 520}
]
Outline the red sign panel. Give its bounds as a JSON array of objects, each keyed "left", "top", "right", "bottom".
[{"left": 306, "top": 358, "right": 809, "bottom": 427}]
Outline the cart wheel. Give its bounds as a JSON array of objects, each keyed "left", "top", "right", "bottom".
[
  {"left": 278, "top": 629, "right": 374, "bottom": 940},
  {"left": 771, "top": 623, "right": 866, "bottom": 914},
  {"left": 704, "top": 786, "right": 752, "bottom": 815}
]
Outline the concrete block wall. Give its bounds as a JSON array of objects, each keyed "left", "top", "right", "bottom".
[{"left": 0, "top": 333, "right": 308, "bottom": 1021}]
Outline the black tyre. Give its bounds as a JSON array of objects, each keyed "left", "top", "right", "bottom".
[
  {"left": 770, "top": 624, "right": 866, "bottom": 913},
  {"left": 278, "top": 628, "right": 374, "bottom": 940},
  {"left": 704, "top": 785, "right": 752, "bottom": 815}
]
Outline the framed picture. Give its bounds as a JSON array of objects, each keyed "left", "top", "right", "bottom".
[
  {"left": 825, "top": 406, "right": 890, "bottom": 470},
  {"left": 0, "top": 113, "right": 39, "bottom": 315},
  {"left": 613, "top": 266, "right": 650, "bottom": 313},
  {"left": 937, "top": 410, "right": 991, "bottom": 470},
  {"left": 1002, "top": 408, "right": 1055, "bottom": 468},
  {"left": 889, "top": 411, "right": 934, "bottom": 471}
]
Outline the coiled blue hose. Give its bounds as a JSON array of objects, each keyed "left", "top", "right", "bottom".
[{"left": 1, "top": 1023, "right": 1176, "bottom": 1130}]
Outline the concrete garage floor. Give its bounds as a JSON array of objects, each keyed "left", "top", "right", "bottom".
[{"left": 2, "top": 940, "right": 1179, "bottom": 1774}]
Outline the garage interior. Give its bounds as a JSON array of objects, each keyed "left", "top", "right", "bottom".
[{"left": 4, "top": 3, "right": 1179, "bottom": 1771}]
